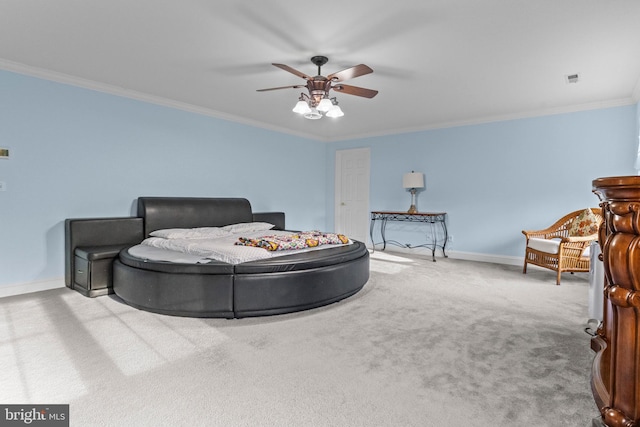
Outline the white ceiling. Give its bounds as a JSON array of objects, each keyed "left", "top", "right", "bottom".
[{"left": 1, "top": 0, "right": 640, "bottom": 142}]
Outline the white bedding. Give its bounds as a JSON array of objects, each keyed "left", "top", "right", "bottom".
[
  {"left": 128, "top": 245, "right": 213, "bottom": 264},
  {"left": 130, "top": 229, "right": 352, "bottom": 265}
]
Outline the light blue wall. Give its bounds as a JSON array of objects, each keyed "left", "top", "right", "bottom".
[
  {"left": 1, "top": 68, "right": 637, "bottom": 292},
  {"left": 327, "top": 105, "right": 637, "bottom": 258},
  {"left": 0, "top": 70, "right": 325, "bottom": 288},
  {"left": 636, "top": 100, "right": 640, "bottom": 171}
]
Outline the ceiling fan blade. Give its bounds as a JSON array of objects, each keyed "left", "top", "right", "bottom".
[
  {"left": 272, "top": 63, "right": 312, "bottom": 80},
  {"left": 332, "top": 84, "right": 378, "bottom": 98},
  {"left": 256, "top": 85, "right": 305, "bottom": 92},
  {"left": 327, "top": 64, "right": 373, "bottom": 82}
]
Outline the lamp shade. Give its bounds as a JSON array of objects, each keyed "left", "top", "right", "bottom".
[
  {"left": 403, "top": 172, "right": 424, "bottom": 189},
  {"left": 293, "top": 100, "right": 311, "bottom": 114},
  {"left": 317, "top": 97, "right": 333, "bottom": 112},
  {"left": 326, "top": 105, "right": 344, "bottom": 118}
]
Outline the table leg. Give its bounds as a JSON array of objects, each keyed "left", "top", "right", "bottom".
[
  {"left": 429, "top": 222, "right": 436, "bottom": 262},
  {"left": 440, "top": 219, "right": 448, "bottom": 258},
  {"left": 381, "top": 218, "right": 388, "bottom": 250},
  {"left": 369, "top": 217, "right": 376, "bottom": 253}
]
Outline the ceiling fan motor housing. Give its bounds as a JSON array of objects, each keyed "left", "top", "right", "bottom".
[{"left": 307, "top": 78, "right": 332, "bottom": 106}]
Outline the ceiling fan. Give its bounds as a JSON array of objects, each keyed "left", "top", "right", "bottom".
[{"left": 256, "top": 56, "right": 378, "bottom": 119}]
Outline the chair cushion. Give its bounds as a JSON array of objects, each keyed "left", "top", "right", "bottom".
[
  {"left": 568, "top": 208, "right": 599, "bottom": 237},
  {"left": 528, "top": 237, "right": 560, "bottom": 254},
  {"left": 527, "top": 237, "right": 591, "bottom": 257}
]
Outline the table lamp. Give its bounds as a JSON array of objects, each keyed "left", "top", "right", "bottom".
[{"left": 403, "top": 171, "right": 424, "bottom": 214}]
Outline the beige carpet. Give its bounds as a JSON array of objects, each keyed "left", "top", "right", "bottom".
[{"left": 1, "top": 252, "right": 598, "bottom": 426}]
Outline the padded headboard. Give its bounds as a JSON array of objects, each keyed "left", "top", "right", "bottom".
[{"left": 138, "top": 197, "right": 254, "bottom": 237}]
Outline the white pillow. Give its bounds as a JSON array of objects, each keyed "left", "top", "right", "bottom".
[
  {"left": 149, "top": 227, "right": 230, "bottom": 239},
  {"left": 221, "top": 222, "right": 275, "bottom": 234}
]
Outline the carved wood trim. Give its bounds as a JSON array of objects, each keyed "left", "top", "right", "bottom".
[{"left": 592, "top": 176, "right": 640, "bottom": 427}]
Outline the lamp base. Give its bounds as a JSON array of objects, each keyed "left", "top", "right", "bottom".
[{"left": 407, "top": 189, "right": 418, "bottom": 214}]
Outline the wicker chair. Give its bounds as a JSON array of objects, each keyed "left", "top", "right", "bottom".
[{"left": 522, "top": 208, "right": 603, "bottom": 285}]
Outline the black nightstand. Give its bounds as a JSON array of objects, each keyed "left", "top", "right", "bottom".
[{"left": 73, "top": 245, "right": 130, "bottom": 297}]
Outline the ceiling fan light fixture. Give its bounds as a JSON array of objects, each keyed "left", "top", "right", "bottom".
[
  {"left": 326, "top": 100, "right": 344, "bottom": 118},
  {"left": 326, "top": 105, "right": 344, "bottom": 118},
  {"left": 292, "top": 100, "right": 311, "bottom": 114},
  {"left": 317, "top": 96, "right": 333, "bottom": 113},
  {"left": 303, "top": 107, "right": 322, "bottom": 120}
]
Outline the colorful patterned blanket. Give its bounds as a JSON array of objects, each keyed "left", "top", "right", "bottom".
[{"left": 235, "top": 231, "right": 350, "bottom": 251}]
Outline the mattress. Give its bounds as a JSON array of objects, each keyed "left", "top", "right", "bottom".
[{"left": 128, "top": 229, "right": 353, "bottom": 265}]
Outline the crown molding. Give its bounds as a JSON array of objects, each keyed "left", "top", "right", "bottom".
[
  {"left": 2, "top": 58, "right": 635, "bottom": 145},
  {"left": 0, "top": 59, "right": 325, "bottom": 142},
  {"left": 326, "top": 98, "right": 637, "bottom": 142},
  {"left": 632, "top": 74, "right": 640, "bottom": 104}
]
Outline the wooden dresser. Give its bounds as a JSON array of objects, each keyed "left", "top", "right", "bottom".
[{"left": 591, "top": 176, "right": 640, "bottom": 426}]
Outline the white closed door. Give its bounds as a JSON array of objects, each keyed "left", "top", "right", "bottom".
[{"left": 335, "top": 148, "right": 370, "bottom": 243}]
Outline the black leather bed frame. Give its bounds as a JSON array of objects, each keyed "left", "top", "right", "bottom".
[{"left": 65, "top": 197, "right": 369, "bottom": 318}]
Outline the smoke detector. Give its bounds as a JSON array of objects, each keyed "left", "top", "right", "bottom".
[{"left": 565, "top": 73, "right": 580, "bottom": 84}]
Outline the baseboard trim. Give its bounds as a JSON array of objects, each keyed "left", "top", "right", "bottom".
[
  {"left": 367, "top": 245, "right": 524, "bottom": 266},
  {"left": 447, "top": 250, "right": 523, "bottom": 266},
  {"left": 0, "top": 277, "right": 65, "bottom": 299}
]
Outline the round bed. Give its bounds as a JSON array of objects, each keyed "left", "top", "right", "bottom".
[{"left": 66, "top": 197, "right": 370, "bottom": 318}]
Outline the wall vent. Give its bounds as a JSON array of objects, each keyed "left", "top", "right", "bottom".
[{"left": 565, "top": 73, "right": 580, "bottom": 84}]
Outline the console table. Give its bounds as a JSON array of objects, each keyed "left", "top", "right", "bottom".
[{"left": 370, "top": 211, "right": 448, "bottom": 262}]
